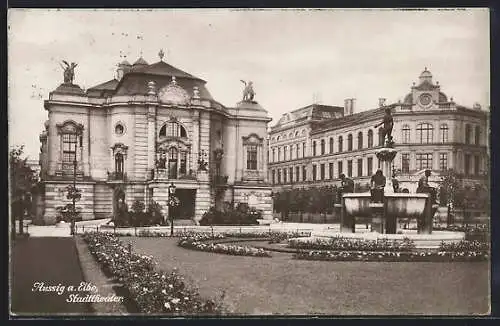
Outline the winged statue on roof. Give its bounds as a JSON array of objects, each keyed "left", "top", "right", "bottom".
[
  {"left": 240, "top": 80, "right": 255, "bottom": 102},
  {"left": 60, "top": 60, "right": 78, "bottom": 84}
]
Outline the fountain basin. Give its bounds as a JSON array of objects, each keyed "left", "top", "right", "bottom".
[{"left": 343, "top": 193, "right": 428, "bottom": 217}]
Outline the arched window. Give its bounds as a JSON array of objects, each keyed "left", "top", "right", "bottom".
[
  {"left": 416, "top": 123, "right": 434, "bottom": 144},
  {"left": 272, "top": 148, "right": 275, "bottom": 162},
  {"left": 312, "top": 141, "right": 317, "bottom": 156},
  {"left": 338, "top": 136, "right": 343, "bottom": 153},
  {"left": 329, "top": 137, "right": 334, "bottom": 153},
  {"left": 320, "top": 139, "right": 325, "bottom": 155},
  {"left": 465, "top": 124, "right": 472, "bottom": 144},
  {"left": 475, "top": 125, "right": 481, "bottom": 145},
  {"left": 440, "top": 124, "right": 449, "bottom": 143},
  {"left": 278, "top": 147, "right": 282, "bottom": 161},
  {"left": 402, "top": 125, "right": 411, "bottom": 143},
  {"left": 168, "top": 147, "right": 178, "bottom": 179},
  {"left": 295, "top": 131, "right": 299, "bottom": 137},
  {"left": 357, "top": 131, "right": 363, "bottom": 149},
  {"left": 277, "top": 136, "right": 281, "bottom": 142},
  {"left": 347, "top": 134, "right": 353, "bottom": 151},
  {"left": 159, "top": 121, "right": 187, "bottom": 138},
  {"left": 367, "top": 130, "right": 373, "bottom": 148},
  {"left": 378, "top": 128, "right": 384, "bottom": 146}
]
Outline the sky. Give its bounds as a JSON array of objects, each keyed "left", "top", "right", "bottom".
[{"left": 8, "top": 8, "right": 490, "bottom": 159}]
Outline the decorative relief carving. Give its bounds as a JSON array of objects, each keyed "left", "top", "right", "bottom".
[
  {"left": 242, "top": 133, "right": 264, "bottom": 145},
  {"left": 158, "top": 76, "right": 190, "bottom": 105},
  {"left": 56, "top": 120, "right": 84, "bottom": 135}
]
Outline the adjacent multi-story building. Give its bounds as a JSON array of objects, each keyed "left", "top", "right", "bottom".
[
  {"left": 37, "top": 52, "right": 273, "bottom": 224},
  {"left": 268, "top": 68, "right": 490, "bottom": 193}
]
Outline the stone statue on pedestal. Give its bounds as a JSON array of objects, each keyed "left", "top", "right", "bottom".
[
  {"left": 240, "top": 80, "right": 255, "bottom": 102},
  {"left": 60, "top": 61, "right": 78, "bottom": 85},
  {"left": 374, "top": 107, "right": 394, "bottom": 147},
  {"left": 370, "top": 169, "right": 386, "bottom": 203}
]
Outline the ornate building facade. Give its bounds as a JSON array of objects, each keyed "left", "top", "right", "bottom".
[
  {"left": 268, "top": 68, "right": 489, "bottom": 192},
  {"left": 37, "top": 52, "right": 272, "bottom": 224}
]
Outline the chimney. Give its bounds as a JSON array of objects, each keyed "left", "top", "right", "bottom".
[
  {"left": 344, "top": 98, "right": 354, "bottom": 116},
  {"left": 379, "top": 98, "right": 387, "bottom": 107}
]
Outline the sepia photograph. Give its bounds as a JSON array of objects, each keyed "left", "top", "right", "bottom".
[{"left": 8, "top": 8, "right": 491, "bottom": 316}]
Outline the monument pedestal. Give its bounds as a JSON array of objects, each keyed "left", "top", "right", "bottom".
[
  {"left": 338, "top": 202, "right": 354, "bottom": 233},
  {"left": 369, "top": 203, "right": 384, "bottom": 233}
]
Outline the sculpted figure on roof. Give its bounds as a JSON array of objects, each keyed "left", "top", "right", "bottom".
[
  {"left": 240, "top": 80, "right": 255, "bottom": 102},
  {"left": 60, "top": 61, "right": 78, "bottom": 84}
]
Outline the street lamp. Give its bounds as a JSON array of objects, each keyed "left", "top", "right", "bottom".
[
  {"left": 168, "top": 182, "right": 176, "bottom": 236},
  {"left": 69, "top": 132, "right": 82, "bottom": 235}
]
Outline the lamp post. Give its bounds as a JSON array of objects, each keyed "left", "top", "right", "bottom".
[{"left": 168, "top": 182, "right": 176, "bottom": 236}]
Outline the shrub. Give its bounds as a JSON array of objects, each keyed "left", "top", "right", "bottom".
[{"left": 199, "top": 203, "right": 262, "bottom": 226}]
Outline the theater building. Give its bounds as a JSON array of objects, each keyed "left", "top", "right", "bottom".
[
  {"left": 37, "top": 52, "right": 273, "bottom": 224},
  {"left": 268, "top": 68, "right": 489, "bottom": 193}
]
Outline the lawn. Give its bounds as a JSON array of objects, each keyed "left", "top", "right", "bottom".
[{"left": 129, "top": 237, "right": 490, "bottom": 315}]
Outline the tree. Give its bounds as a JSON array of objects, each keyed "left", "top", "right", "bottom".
[
  {"left": 9, "top": 145, "right": 37, "bottom": 236},
  {"left": 440, "top": 169, "right": 463, "bottom": 226}
]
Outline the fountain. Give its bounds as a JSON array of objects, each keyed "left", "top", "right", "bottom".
[{"left": 312, "top": 108, "right": 465, "bottom": 248}]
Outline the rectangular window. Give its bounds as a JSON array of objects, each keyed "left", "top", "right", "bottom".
[
  {"left": 474, "top": 155, "right": 480, "bottom": 175},
  {"left": 62, "top": 133, "right": 78, "bottom": 163},
  {"left": 302, "top": 165, "right": 307, "bottom": 181},
  {"left": 338, "top": 161, "right": 343, "bottom": 177},
  {"left": 289, "top": 167, "right": 294, "bottom": 183},
  {"left": 272, "top": 170, "right": 275, "bottom": 184},
  {"left": 347, "top": 160, "right": 353, "bottom": 177},
  {"left": 329, "top": 138, "right": 334, "bottom": 153},
  {"left": 357, "top": 158, "right": 363, "bottom": 177},
  {"left": 439, "top": 153, "right": 448, "bottom": 171},
  {"left": 416, "top": 153, "right": 433, "bottom": 170},
  {"left": 312, "top": 141, "right": 317, "bottom": 156},
  {"left": 320, "top": 163, "right": 325, "bottom": 180},
  {"left": 367, "top": 157, "right": 373, "bottom": 176},
  {"left": 312, "top": 165, "right": 317, "bottom": 181},
  {"left": 180, "top": 152, "right": 187, "bottom": 174},
  {"left": 401, "top": 153, "right": 410, "bottom": 173},
  {"left": 283, "top": 168, "right": 287, "bottom": 183},
  {"left": 321, "top": 140, "right": 325, "bottom": 155},
  {"left": 464, "top": 154, "right": 470, "bottom": 176},
  {"left": 296, "top": 144, "right": 300, "bottom": 159},
  {"left": 247, "top": 145, "right": 258, "bottom": 170},
  {"left": 329, "top": 162, "right": 334, "bottom": 179},
  {"left": 277, "top": 170, "right": 281, "bottom": 184},
  {"left": 296, "top": 166, "right": 300, "bottom": 183},
  {"left": 302, "top": 142, "right": 306, "bottom": 157}
]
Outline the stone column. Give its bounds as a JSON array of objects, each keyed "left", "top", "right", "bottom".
[
  {"left": 146, "top": 105, "right": 156, "bottom": 175},
  {"left": 191, "top": 110, "right": 200, "bottom": 173},
  {"left": 375, "top": 147, "right": 397, "bottom": 195},
  {"left": 82, "top": 111, "right": 90, "bottom": 175}
]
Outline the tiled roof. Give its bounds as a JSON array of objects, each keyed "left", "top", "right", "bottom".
[
  {"left": 312, "top": 106, "right": 392, "bottom": 133},
  {"left": 88, "top": 79, "right": 119, "bottom": 91},
  {"left": 115, "top": 73, "right": 213, "bottom": 100},
  {"left": 131, "top": 61, "right": 204, "bottom": 81}
]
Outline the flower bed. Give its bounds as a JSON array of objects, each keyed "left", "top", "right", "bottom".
[
  {"left": 439, "top": 240, "right": 489, "bottom": 253},
  {"left": 222, "top": 231, "right": 311, "bottom": 244},
  {"left": 288, "top": 237, "right": 416, "bottom": 252},
  {"left": 294, "top": 249, "right": 489, "bottom": 262},
  {"left": 82, "top": 232, "right": 223, "bottom": 314},
  {"left": 178, "top": 237, "right": 271, "bottom": 257}
]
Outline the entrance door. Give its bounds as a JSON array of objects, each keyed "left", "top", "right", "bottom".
[{"left": 170, "top": 189, "right": 196, "bottom": 220}]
